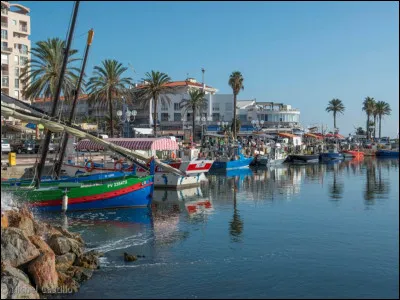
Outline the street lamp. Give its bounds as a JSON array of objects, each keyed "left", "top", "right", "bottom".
[{"left": 251, "top": 119, "right": 264, "bottom": 131}]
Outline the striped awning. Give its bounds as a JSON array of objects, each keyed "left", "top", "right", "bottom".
[
  {"left": 278, "top": 132, "right": 298, "bottom": 138},
  {"left": 75, "top": 138, "right": 179, "bottom": 151}
]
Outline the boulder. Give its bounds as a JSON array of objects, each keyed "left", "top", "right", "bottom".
[
  {"left": 57, "top": 271, "right": 80, "bottom": 293},
  {"left": 74, "top": 251, "right": 100, "bottom": 269},
  {"left": 1, "top": 275, "right": 40, "bottom": 299},
  {"left": 55, "top": 253, "right": 76, "bottom": 272},
  {"left": 1, "top": 227, "right": 40, "bottom": 267},
  {"left": 54, "top": 226, "right": 84, "bottom": 245},
  {"left": 6, "top": 210, "right": 35, "bottom": 237},
  {"left": 27, "top": 251, "right": 59, "bottom": 293},
  {"left": 1, "top": 263, "right": 30, "bottom": 285},
  {"left": 48, "top": 235, "right": 83, "bottom": 256},
  {"left": 65, "top": 266, "right": 93, "bottom": 283},
  {"left": 1, "top": 212, "right": 8, "bottom": 228},
  {"left": 124, "top": 252, "right": 137, "bottom": 262},
  {"left": 29, "top": 235, "right": 55, "bottom": 255}
]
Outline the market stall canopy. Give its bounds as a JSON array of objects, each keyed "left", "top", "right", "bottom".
[
  {"left": 304, "top": 133, "right": 323, "bottom": 140},
  {"left": 4, "top": 123, "right": 35, "bottom": 133},
  {"left": 204, "top": 133, "right": 226, "bottom": 138},
  {"left": 76, "top": 138, "right": 179, "bottom": 151},
  {"left": 278, "top": 132, "right": 298, "bottom": 139}
]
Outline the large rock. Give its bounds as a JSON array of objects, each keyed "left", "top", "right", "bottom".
[
  {"left": 33, "top": 221, "right": 62, "bottom": 239},
  {"left": 57, "top": 271, "right": 80, "bottom": 293},
  {"left": 27, "top": 251, "right": 59, "bottom": 293},
  {"left": 1, "top": 263, "right": 30, "bottom": 285},
  {"left": 29, "top": 235, "right": 55, "bottom": 255},
  {"left": 65, "top": 266, "right": 93, "bottom": 284},
  {"left": 1, "top": 275, "right": 40, "bottom": 299},
  {"left": 6, "top": 210, "right": 35, "bottom": 237},
  {"left": 54, "top": 226, "right": 84, "bottom": 245},
  {"left": 74, "top": 250, "right": 101, "bottom": 270},
  {"left": 55, "top": 253, "right": 76, "bottom": 272},
  {"left": 1, "top": 227, "right": 40, "bottom": 267},
  {"left": 1, "top": 212, "right": 8, "bottom": 228},
  {"left": 48, "top": 235, "right": 83, "bottom": 256}
]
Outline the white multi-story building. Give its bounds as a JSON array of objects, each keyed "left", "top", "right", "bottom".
[{"left": 1, "top": 1, "right": 30, "bottom": 100}]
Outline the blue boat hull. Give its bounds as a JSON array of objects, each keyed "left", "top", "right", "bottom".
[
  {"left": 375, "top": 150, "right": 399, "bottom": 157},
  {"left": 210, "top": 157, "right": 254, "bottom": 170},
  {"left": 33, "top": 182, "right": 154, "bottom": 213},
  {"left": 319, "top": 153, "right": 344, "bottom": 161}
]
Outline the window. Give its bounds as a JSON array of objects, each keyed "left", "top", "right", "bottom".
[
  {"left": 161, "top": 113, "right": 169, "bottom": 121},
  {"left": 174, "top": 113, "right": 181, "bottom": 121},
  {"left": 186, "top": 113, "right": 192, "bottom": 121},
  {"left": 1, "top": 54, "right": 8, "bottom": 64},
  {"left": 14, "top": 78, "right": 19, "bottom": 88},
  {"left": 14, "top": 67, "right": 18, "bottom": 77},
  {"left": 212, "top": 113, "right": 220, "bottom": 121},
  {"left": 20, "top": 56, "right": 28, "bottom": 66},
  {"left": 2, "top": 76, "right": 9, "bottom": 87},
  {"left": 14, "top": 55, "right": 18, "bottom": 65},
  {"left": 161, "top": 103, "right": 168, "bottom": 111},
  {"left": 1, "top": 29, "right": 7, "bottom": 40},
  {"left": 225, "top": 103, "right": 233, "bottom": 111},
  {"left": 20, "top": 44, "right": 28, "bottom": 55},
  {"left": 174, "top": 103, "right": 180, "bottom": 111},
  {"left": 213, "top": 103, "right": 219, "bottom": 111},
  {"left": 12, "top": 20, "right": 16, "bottom": 26}
]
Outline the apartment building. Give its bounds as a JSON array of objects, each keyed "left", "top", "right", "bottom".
[{"left": 1, "top": 1, "right": 30, "bottom": 100}]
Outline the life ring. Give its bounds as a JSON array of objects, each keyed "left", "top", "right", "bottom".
[
  {"left": 84, "top": 160, "right": 95, "bottom": 172},
  {"left": 114, "top": 159, "right": 124, "bottom": 171},
  {"left": 171, "top": 152, "right": 176, "bottom": 159}
]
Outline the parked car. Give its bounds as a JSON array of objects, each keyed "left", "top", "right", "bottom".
[{"left": 1, "top": 139, "right": 11, "bottom": 154}]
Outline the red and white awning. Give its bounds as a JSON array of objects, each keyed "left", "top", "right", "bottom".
[{"left": 75, "top": 138, "right": 179, "bottom": 151}]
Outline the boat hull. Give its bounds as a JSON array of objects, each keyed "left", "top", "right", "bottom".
[
  {"left": 319, "top": 153, "right": 344, "bottom": 161},
  {"left": 5, "top": 175, "right": 154, "bottom": 212},
  {"left": 210, "top": 157, "right": 254, "bottom": 170},
  {"left": 286, "top": 155, "right": 319, "bottom": 164},
  {"left": 375, "top": 150, "right": 399, "bottom": 157}
]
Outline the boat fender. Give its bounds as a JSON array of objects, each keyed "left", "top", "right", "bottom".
[
  {"left": 62, "top": 193, "right": 68, "bottom": 212},
  {"left": 114, "top": 159, "right": 123, "bottom": 171},
  {"left": 84, "top": 160, "right": 95, "bottom": 172}
]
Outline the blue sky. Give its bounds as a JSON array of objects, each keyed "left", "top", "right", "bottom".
[{"left": 22, "top": 1, "right": 399, "bottom": 137}]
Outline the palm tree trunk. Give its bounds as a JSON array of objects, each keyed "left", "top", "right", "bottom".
[
  {"left": 153, "top": 93, "right": 157, "bottom": 137},
  {"left": 379, "top": 115, "right": 382, "bottom": 139},
  {"left": 366, "top": 113, "right": 370, "bottom": 141},
  {"left": 192, "top": 106, "right": 196, "bottom": 143},
  {"left": 233, "top": 93, "right": 237, "bottom": 139},
  {"left": 333, "top": 111, "right": 336, "bottom": 129},
  {"left": 373, "top": 115, "right": 377, "bottom": 139},
  {"left": 108, "top": 89, "right": 114, "bottom": 137}
]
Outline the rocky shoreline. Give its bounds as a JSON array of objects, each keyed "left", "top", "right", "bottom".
[{"left": 1, "top": 206, "right": 102, "bottom": 299}]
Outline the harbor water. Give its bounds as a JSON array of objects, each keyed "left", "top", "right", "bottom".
[{"left": 38, "top": 158, "right": 398, "bottom": 299}]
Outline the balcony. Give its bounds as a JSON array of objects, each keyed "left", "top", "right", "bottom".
[
  {"left": 1, "top": 8, "right": 8, "bottom": 15},
  {"left": 19, "top": 25, "right": 27, "bottom": 32},
  {"left": 2, "top": 77, "right": 9, "bottom": 87},
  {"left": 1, "top": 70, "right": 9, "bottom": 76},
  {"left": 1, "top": 46, "right": 12, "bottom": 53},
  {"left": 1, "top": 22, "right": 7, "bottom": 28}
]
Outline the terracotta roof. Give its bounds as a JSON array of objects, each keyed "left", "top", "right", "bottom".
[
  {"left": 34, "top": 94, "right": 89, "bottom": 103},
  {"left": 136, "top": 80, "right": 215, "bottom": 90}
]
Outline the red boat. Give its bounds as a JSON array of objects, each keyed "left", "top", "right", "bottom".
[{"left": 342, "top": 150, "right": 364, "bottom": 159}]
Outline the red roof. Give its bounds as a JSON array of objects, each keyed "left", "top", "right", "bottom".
[
  {"left": 34, "top": 94, "right": 89, "bottom": 103},
  {"left": 136, "top": 80, "right": 215, "bottom": 90},
  {"left": 75, "top": 138, "right": 179, "bottom": 151}
]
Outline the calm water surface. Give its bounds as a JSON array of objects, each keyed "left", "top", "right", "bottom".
[{"left": 41, "top": 158, "right": 399, "bottom": 299}]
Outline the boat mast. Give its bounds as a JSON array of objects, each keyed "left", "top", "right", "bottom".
[
  {"left": 54, "top": 28, "right": 94, "bottom": 178},
  {"left": 35, "top": 1, "right": 80, "bottom": 188}
]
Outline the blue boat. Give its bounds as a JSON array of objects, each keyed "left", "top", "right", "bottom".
[
  {"left": 210, "top": 145, "right": 254, "bottom": 171},
  {"left": 375, "top": 149, "right": 399, "bottom": 157},
  {"left": 319, "top": 146, "right": 344, "bottom": 162}
]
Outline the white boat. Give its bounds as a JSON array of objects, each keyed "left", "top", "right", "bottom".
[{"left": 63, "top": 138, "right": 214, "bottom": 189}]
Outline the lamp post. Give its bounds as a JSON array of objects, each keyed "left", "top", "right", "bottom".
[{"left": 117, "top": 108, "right": 137, "bottom": 138}]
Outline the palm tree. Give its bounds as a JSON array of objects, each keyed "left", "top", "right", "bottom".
[
  {"left": 229, "top": 183, "right": 243, "bottom": 242},
  {"left": 135, "top": 71, "right": 173, "bottom": 137},
  {"left": 179, "top": 89, "right": 207, "bottom": 142},
  {"left": 362, "top": 97, "right": 376, "bottom": 140},
  {"left": 375, "top": 101, "right": 391, "bottom": 139},
  {"left": 325, "top": 98, "right": 345, "bottom": 130},
  {"left": 228, "top": 71, "right": 244, "bottom": 139},
  {"left": 20, "top": 38, "right": 80, "bottom": 101},
  {"left": 86, "top": 59, "right": 133, "bottom": 137}
]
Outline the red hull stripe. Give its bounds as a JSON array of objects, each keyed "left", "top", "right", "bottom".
[
  {"left": 31, "top": 182, "right": 153, "bottom": 207},
  {"left": 186, "top": 163, "right": 213, "bottom": 172}
]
